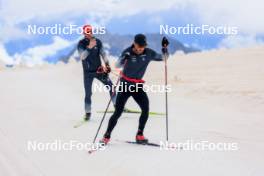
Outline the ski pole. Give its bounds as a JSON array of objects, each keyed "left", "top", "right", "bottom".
[
  {"left": 162, "top": 37, "right": 169, "bottom": 142},
  {"left": 109, "top": 71, "right": 120, "bottom": 77},
  {"left": 164, "top": 50, "right": 169, "bottom": 141},
  {"left": 92, "top": 60, "right": 128, "bottom": 143},
  {"left": 92, "top": 77, "right": 120, "bottom": 143}
]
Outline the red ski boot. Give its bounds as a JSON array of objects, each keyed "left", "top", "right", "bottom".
[
  {"left": 136, "top": 135, "right": 149, "bottom": 144},
  {"left": 99, "top": 137, "right": 110, "bottom": 146}
]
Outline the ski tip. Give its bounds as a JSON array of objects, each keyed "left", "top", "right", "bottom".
[{"left": 73, "top": 120, "right": 88, "bottom": 128}]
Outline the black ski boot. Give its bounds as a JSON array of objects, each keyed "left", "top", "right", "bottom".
[{"left": 84, "top": 113, "right": 91, "bottom": 121}]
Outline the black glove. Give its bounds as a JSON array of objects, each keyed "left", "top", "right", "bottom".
[
  {"left": 100, "top": 72, "right": 108, "bottom": 82},
  {"left": 123, "top": 52, "right": 131, "bottom": 60},
  {"left": 105, "top": 64, "right": 111, "bottom": 73},
  {"left": 162, "top": 37, "right": 169, "bottom": 54},
  {"left": 162, "top": 37, "right": 169, "bottom": 47}
]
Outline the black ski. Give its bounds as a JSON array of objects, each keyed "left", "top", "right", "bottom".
[
  {"left": 117, "top": 139, "right": 181, "bottom": 150},
  {"left": 88, "top": 140, "right": 160, "bottom": 155},
  {"left": 115, "top": 139, "right": 161, "bottom": 147},
  {"left": 125, "top": 141, "right": 161, "bottom": 147}
]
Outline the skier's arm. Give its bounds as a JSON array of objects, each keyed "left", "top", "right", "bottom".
[
  {"left": 97, "top": 40, "right": 111, "bottom": 73},
  {"left": 150, "top": 36, "right": 170, "bottom": 61},
  {"left": 77, "top": 41, "right": 91, "bottom": 60},
  {"left": 150, "top": 37, "right": 169, "bottom": 61},
  {"left": 98, "top": 40, "right": 109, "bottom": 66},
  {"left": 150, "top": 49, "right": 163, "bottom": 61},
  {"left": 116, "top": 51, "right": 130, "bottom": 68}
]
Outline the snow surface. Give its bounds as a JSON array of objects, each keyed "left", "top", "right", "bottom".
[{"left": 0, "top": 47, "right": 264, "bottom": 176}]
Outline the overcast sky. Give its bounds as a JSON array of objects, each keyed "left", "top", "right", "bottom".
[{"left": 0, "top": 0, "right": 264, "bottom": 64}]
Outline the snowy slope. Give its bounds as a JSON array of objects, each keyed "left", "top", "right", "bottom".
[{"left": 0, "top": 47, "right": 264, "bottom": 176}]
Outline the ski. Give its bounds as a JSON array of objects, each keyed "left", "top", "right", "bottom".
[
  {"left": 73, "top": 119, "right": 88, "bottom": 128},
  {"left": 87, "top": 140, "right": 181, "bottom": 155},
  {"left": 96, "top": 109, "right": 165, "bottom": 116},
  {"left": 116, "top": 139, "right": 181, "bottom": 150},
  {"left": 116, "top": 139, "right": 161, "bottom": 147},
  {"left": 125, "top": 141, "right": 161, "bottom": 147},
  {"left": 88, "top": 140, "right": 160, "bottom": 155}
]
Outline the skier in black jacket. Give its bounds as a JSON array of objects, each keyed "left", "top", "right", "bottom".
[
  {"left": 100, "top": 34, "right": 169, "bottom": 144},
  {"left": 78, "top": 25, "right": 115, "bottom": 121}
]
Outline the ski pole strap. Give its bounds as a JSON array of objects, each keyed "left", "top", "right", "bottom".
[{"left": 120, "top": 71, "right": 145, "bottom": 83}]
